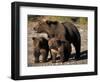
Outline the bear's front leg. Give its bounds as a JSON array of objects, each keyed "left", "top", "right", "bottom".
[
  {"left": 40, "top": 49, "right": 48, "bottom": 62},
  {"left": 34, "top": 48, "right": 40, "bottom": 63},
  {"left": 52, "top": 52, "right": 56, "bottom": 63},
  {"left": 59, "top": 52, "right": 64, "bottom": 63},
  {"left": 51, "top": 49, "right": 57, "bottom": 63}
]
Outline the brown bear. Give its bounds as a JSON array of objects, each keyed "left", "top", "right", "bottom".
[
  {"left": 48, "top": 37, "right": 71, "bottom": 63},
  {"left": 33, "top": 20, "right": 81, "bottom": 60},
  {"left": 32, "top": 37, "right": 49, "bottom": 63}
]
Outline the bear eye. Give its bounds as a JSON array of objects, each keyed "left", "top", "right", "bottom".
[{"left": 33, "top": 27, "right": 36, "bottom": 30}]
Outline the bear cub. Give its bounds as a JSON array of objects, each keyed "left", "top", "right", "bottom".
[
  {"left": 48, "top": 38, "right": 71, "bottom": 63},
  {"left": 32, "top": 37, "right": 49, "bottom": 63}
]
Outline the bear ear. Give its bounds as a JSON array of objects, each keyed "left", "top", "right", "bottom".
[
  {"left": 46, "top": 20, "right": 51, "bottom": 25},
  {"left": 46, "top": 20, "right": 58, "bottom": 25},
  {"left": 38, "top": 21, "right": 42, "bottom": 25}
]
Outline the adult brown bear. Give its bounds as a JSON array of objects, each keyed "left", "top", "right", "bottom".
[{"left": 33, "top": 20, "right": 81, "bottom": 60}]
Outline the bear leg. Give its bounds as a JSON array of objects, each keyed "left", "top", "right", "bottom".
[
  {"left": 73, "top": 41, "right": 81, "bottom": 60},
  {"left": 34, "top": 49, "right": 40, "bottom": 63},
  {"left": 40, "top": 49, "right": 48, "bottom": 62},
  {"left": 52, "top": 53, "right": 56, "bottom": 63}
]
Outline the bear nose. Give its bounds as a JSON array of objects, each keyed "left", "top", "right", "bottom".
[{"left": 49, "top": 46, "right": 53, "bottom": 49}]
